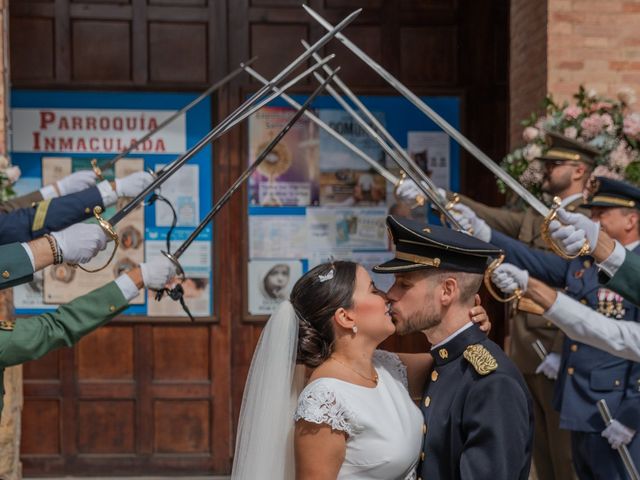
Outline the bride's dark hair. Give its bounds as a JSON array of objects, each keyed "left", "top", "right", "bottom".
[{"left": 290, "top": 261, "right": 358, "bottom": 368}]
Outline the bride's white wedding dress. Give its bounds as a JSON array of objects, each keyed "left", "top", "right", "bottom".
[{"left": 294, "top": 350, "right": 423, "bottom": 479}]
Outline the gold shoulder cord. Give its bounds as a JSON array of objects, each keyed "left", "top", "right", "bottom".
[{"left": 464, "top": 344, "right": 498, "bottom": 375}]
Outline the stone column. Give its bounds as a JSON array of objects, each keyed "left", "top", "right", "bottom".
[{"left": 0, "top": 0, "right": 21, "bottom": 477}]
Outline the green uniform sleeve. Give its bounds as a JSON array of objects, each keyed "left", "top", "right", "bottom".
[
  {"left": 0, "top": 281, "right": 129, "bottom": 368},
  {"left": 0, "top": 243, "right": 35, "bottom": 290},
  {"left": 601, "top": 251, "right": 640, "bottom": 307},
  {"left": 0, "top": 190, "right": 44, "bottom": 213}
]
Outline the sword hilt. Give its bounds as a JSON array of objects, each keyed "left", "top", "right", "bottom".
[
  {"left": 154, "top": 250, "right": 186, "bottom": 302},
  {"left": 75, "top": 206, "right": 120, "bottom": 273},
  {"left": 541, "top": 196, "right": 590, "bottom": 259},
  {"left": 91, "top": 159, "right": 105, "bottom": 181},
  {"left": 483, "top": 253, "right": 523, "bottom": 303},
  {"left": 393, "top": 172, "right": 427, "bottom": 210}
]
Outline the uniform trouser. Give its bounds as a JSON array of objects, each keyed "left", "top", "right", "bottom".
[
  {"left": 524, "top": 373, "right": 576, "bottom": 480},
  {"left": 571, "top": 430, "right": 640, "bottom": 480}
]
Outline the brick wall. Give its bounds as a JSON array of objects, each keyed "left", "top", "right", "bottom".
[
  {"left": 509, "top": 0, "right": 548, "bottom": 149},
  {"left": 547, "top": 0, "right": 640, "bottom": 102}
]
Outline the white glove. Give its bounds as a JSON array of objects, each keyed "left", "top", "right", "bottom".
[
  {"left": 491, "top": 263, "right": 529, "bottom": 294},
  {"left": 51, "top": 223, "right": 108, "bottom": 264},
  {"left": 56, "top": 170, "right": 97, "bottom": 196},
  {"left": 394, "top": 179, "right": 447, "bottom": 204},
  {"left": 549, "top": 208, "right": 599, "bottom": 255},
  {"left": 115, "top": 171, "right": 154, "bottom": 198},
  {"left": 602, "top": 420, "right": 636, "bottom": 449},
  {"left": 450, "top": 203, "right": 491, "bottom": 242},
  {"left": 535, "top": 352, "right": 561, "bottom": 380},
  {"left": 140, "top": 256, "right": 177, "bottom": 290}
]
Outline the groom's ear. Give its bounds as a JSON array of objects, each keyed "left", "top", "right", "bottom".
[{"left": 440, "top": 277, "right": 457, "bottom": 306}]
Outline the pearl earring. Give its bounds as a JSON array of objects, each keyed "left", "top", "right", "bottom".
[{"left": 352, "top": 325, "right": 358, "bottom": 334}]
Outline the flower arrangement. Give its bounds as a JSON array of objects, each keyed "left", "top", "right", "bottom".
[
  {"left": 0, "top": 155, "right": 20, "bottom": 202},
  {"left": 500, "top": 85, "right": 640, "bottom": 199}
]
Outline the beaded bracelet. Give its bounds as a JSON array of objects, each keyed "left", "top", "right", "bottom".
[{"left": 44, "top": 234, "right": 63, "bottom": 265}]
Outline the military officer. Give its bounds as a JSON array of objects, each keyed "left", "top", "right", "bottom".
[
  {"left": 375, "top": 216, "right": 534, "bottom": 480},
  {"left": 549, "top": 206, "right": 640, "bottom": 307},
  {"left": 0, "top": 255, "right": 176, "bottom": 415},
  {"left": 0, "top": 169, "right": 97, "bottom": 213},
  {"left": 0, "top": 222, "right": 109, "bottom": 290},
  {"left": 456, "top": 177, "right": 640, "bottom": 479},
  {"left": 396, "top": 131, "right": 596, "bottom": 480},
  {"left": 0, "top": 170, "right": 152, "bottom": 245}
]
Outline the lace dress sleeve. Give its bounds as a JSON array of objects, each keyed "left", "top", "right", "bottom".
[
  {"left": 294, "top": 381, "right": 362, "bottom": 437},
  {"left": 373, "top": 350, "right": 409, "bottom": 389}
]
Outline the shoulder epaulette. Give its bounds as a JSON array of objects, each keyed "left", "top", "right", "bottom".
[
  {"left": 463, "top": 344, "right": 497, "bottom": 375},
  {"left": 0, "top": 318, "right": 15, "bottom": 331}
]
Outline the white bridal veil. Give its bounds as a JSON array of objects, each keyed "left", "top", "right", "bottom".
[{"left": 231, "top": 300, "right": 306, "bottom": 480}]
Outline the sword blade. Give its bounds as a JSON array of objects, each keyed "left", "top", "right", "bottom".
[
  {"left": 597, "top": 399, "right": 640, "bottom": 480},
  {"left": 108, "top": 54, "right": 336, "bottom": 226},
  {"left": 99, "top": 57, "right": 258, "bottom": 173},
  {"left": 172, "top": 71, "right": 338, "bottom": 260},
  {"left": 303, "top": 4, "right": 549, "bottom": 218},
  {"left": 302, "top": 40, "right": 461, "bottom": 228},
  {"left": 243, "top": 65, "right": 399, "bottom": 185}
]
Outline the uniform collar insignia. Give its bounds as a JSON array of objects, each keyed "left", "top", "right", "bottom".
[{"left": 430, "top": 323, "right": 486, "bottom": 366}]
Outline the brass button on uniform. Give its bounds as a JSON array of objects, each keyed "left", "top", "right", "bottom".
[
  {"left": 580, "top": 299, "right": 588, "bottom": 305},
  {"left": 438, "top": 348, "right": 448, "bottom": 360},
  {"left": 109, "top": 305, "right": 116, "bottom": 312},
  {"left": 614, "top": 380, "right": 621, "bottom": 386},
  {"left": 568, "top": 367, "right": 575, "bottom": 375},
  {"left": 546, "top": 321, "right": 553, "bottom": 327},
  {"left": 422, "top": 423, "right": 427, "bottom": 435},
  {"left": 1, "top": 271, "right": 9, "bottom": 279},
  {"left": 85, "top": 207, "right": 91, "bottom": 214},
  {"left": 420, "top": 452, "right": 425, "bottom": 461},
  {"left": 431, "top": 370, "right": 439, "bottom": 382},
  {"left": 570, "top": 344, "right": 578, "bottom": 352},
  {"left": 424, "top": 396, "right": 431, "bottom": 407}
]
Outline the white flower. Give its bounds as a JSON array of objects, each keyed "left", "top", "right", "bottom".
[
  {"left": 0, "top": 155, "right": 8, "bottom": 170},
  {"left": 564, "top": 126, "right": 578, "bottom": 139},
  {"left": 522, "top": 127, "right": 539, "bottom": 142},
  {"left": 587, "top": 88, "right": 598, "bottom": 99},
  {"left": 5, "top": 165, "right": 20, "bottom": 184},
  {"left": 523, "top": 143, "right": 542, "bottom": 161},
  {"left": 618, "top": 87, "right": 637, "bottom": 106}
]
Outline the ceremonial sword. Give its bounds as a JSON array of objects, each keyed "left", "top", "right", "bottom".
[
  {"left": 302, "top": 6, "right": 587, "bottom": 260},
  {"left": 154, "top": 71, "right": 339, "bottom": 317},
  {"left": 90, "top": 57, "right": 258, "bottom": 180},
  {"left": 79, "top": 55, "right": 335, "bottom": 273},
  {"left": 243, "top": 65, "right": 398, "bottom": 185},
  {"left": 77, "top": 4, "right": 358, "bottom": 273},
  {"left": 598, "top": 399, "right": 640, "bottom": 480},
  {"left": 302, "top": 40, "right": 461, "bottom": 229}
]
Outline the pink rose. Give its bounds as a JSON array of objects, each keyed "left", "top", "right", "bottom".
[
  {"left": 623, "top": 113, "right": 640, "bottom": 139},
  {"left": 563, "top": 105, "right": 582, "bottom": 119},
  {"left": 564, "top": 126, "right": 578, "bottom": 139},
  {"left": 523, "top": 143, "right": 543, "bottom": 161},
  {"left": 519, "top": 162, "right": 544, "bottom": 189},
  {"left": 581, "top": 114, "right": 608, "bottom": 139},
  {"left": 590, "top": 101, "right": 614, "bottom": 112},
  {"left": 4, "top": 165, "right": 20, "bottom": 184},
  {"left": 609, "top": 141, "right": 634, "bottom": 170},
  {"left": 522, "top": 126, "right": 539, "bottom": 142}
]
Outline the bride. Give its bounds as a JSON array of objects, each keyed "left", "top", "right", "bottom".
[{"left": 232, "top": 260, "right": 490, "bottom": 479}]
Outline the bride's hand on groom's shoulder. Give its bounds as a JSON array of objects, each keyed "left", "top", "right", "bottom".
[{"left": 470, "top": 294, "right": 491, "bottom": 333}]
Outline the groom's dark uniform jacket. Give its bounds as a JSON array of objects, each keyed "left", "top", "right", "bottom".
[{"left": 374, "top": 216, "right": 534, "bottom": 480}]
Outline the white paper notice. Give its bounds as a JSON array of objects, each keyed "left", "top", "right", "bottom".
[
  {"left": 155, "top": 164, "right": 200, "bottom": 227},
  {"left": 407, "top": 131, "right": 450, "bottom": 189},
  {"left": 306, "top": 207, "right": 387, "bottom": 250},
  {"left": 249, "top": 214, "right": 307, "bottom": 259}
]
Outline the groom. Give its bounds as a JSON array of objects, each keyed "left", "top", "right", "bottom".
[{"left": 375, "top": 216, "right": 534, "bottom": 480}]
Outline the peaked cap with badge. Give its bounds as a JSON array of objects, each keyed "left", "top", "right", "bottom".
[
  {"left": 372, "top": 215, "right": 503, "bottom": 275},
  {"left": 537, "top": 130, "right": 600, "bottom": 165},
  {"left": 581, "top": 176, "right": 640, "bottom": 210},
  {"left": 377, "top": 216, "right": 534, "bottom": 480}
]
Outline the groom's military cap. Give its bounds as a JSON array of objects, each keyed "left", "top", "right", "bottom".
[
  {"left": 581, "top": 176, "right": 640, "bottom": 210},
  {"left": 373, "top": 216, "right": 502, "bottom": 275}
]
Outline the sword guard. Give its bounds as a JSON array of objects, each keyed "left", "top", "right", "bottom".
[
  {"left": 91, "top": 159, "right": 105, "bottom": 181},
  {"left": 483, "top": 254, "right": 522, "bottom": 303},
  {"left": 75, "top": 206, "right": 120, "bottom": 273},
  {"left": 541, "top": 196, "right": 590, "bottom": 259},
  {"left": 437, "top": 193, "right": 473, "bottom": 233}
]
